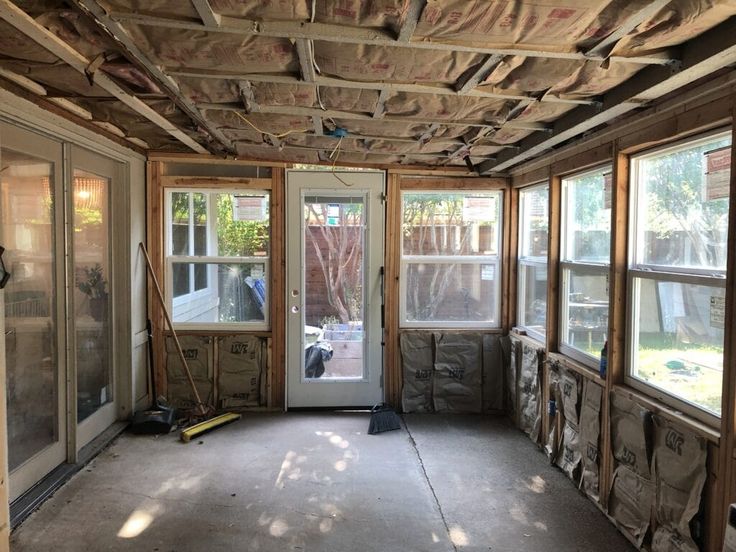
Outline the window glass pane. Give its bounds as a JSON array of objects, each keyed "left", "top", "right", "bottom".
[
  {"left": 519, "top": 184, "right": 549, "bottom": 259},
  {"left": 405, "top": 263, "right": 498, "bottom": 324},
  {"left": 631, "top": 277, "right": 724, "bottom": 415},
  {"left": 171, "top": 192, "right": 189, "bottom": 255},
  {"left": 402, "top": 192, "right": 500, "bottom": 256},
  {"left": 172, "top": 262, "right": 267, "bottom": 324},
  {"left": 563, "top": 168, "right": 611, "bottom": 262},
  {"left": 519, "top": 263, "right": 547, "bottom": 337},
  {"left": 561, "top": 267, "right": 608, "bottom": 356},
  {"left": 1, "top": 148, "right": 60, "bottom": 470},
  {"left": 216, "top": 193, "right": 270, "bottom": 257},
  {"left": 635, "top": 133, "right": 731, "bottom": 269},
  {"left": 73, "top": 169, "right": 112, "bottom": 422}
]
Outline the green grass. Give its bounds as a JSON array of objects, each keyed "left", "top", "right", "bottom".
[{"left": 635, "top": 342, "right": 722, "bottom": 415}]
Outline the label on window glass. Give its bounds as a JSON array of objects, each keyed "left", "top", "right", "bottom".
[
  {"left": 233, "top": 196, "right": 268, "bottom": 221},
  {"left": 327, "top": 203, "right": 340, "bottom": 226},
  {"left": 463, "top": 196, "right": 495, "bottom": 222},
  {"left": 704, "top": 147, "right": 730, "bottom": 201},
  {"left": 481, "top": 265, "right": 495, "bottom": 280},
  {"left": 710, "top": 295, "right": 725, "bottom": 329},
  {"left": 603, "top": 173, "right": 612, "bottom": 209},
  {"left": 250, "top": 265, "right": 264, "bottom": 280}
]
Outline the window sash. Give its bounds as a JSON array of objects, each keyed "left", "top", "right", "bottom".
[
  {"left": 559, "top": 261, "right": 609, "bottom": 368},
  {"left": 517, "top": 258, "right": 547, "bottom": 342},
  {"left": 625, "top": 270, "right": 724, "bottom": 425}
]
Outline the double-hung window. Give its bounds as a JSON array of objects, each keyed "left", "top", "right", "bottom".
[
  {"left": 627, "top": 130, "right": 731, "bottom": 422},
  {"left": 518, "top": 183, "right": 549, "bottom": 340},
  {"left": 559, "top": 167, "right": 612, "bottom": 365},
  {"left": 400, "top": 190, "right": 503, "bottom": 328},
  {"left": 166, "top": 189, "right": 270, "bottom": 329}
]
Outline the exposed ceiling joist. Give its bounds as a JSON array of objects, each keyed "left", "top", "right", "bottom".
[
  {"left": 168, "top": 70, "right": 595, "bottom": 106},
  {"left": 455, "top": 54, "right": 505, "bottom": 95},
  {"left": 200, "top": 102, "right": 550, "bottom": 131},
  {"left": 478, "top": 17, "right": 736, "bottom": 174},
  {"left": 72, "top": 0, "right": 234, "bottom": 153},
  {"left": 312, "top": 116, "right": 324, "bottom": 135},
  {"left": 111, "top": 12, "right": 675, "bottom": 66},
  {"left": 190, "top": 0, "right": 221, "bottom": 28},
  {"left": 295, "top": 38, "right": 317, "bottom": 82},
  {"left": 397, "top": 0, "right": 425, "bottom": 42},
  {"left": 585, "top": 0, "right": 672, "bottom": 60},
  {"left": 0, "top": 0, "right": 208, "bottom": 153},
  {"left": 372, "top": 89, "right": 389, "bottom": 119}
]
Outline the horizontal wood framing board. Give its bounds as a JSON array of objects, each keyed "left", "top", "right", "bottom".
[
  {"left": 111, "top": 12, "right": 673, "bottom": 66},
  {"left": 160, "top": 176, "right": 272, "bottom": 188},
  {"left": 547, "top": 351, "right": 605, "bottom": 386},
  {"left": 399, "top": 177, "right": 508, "bottom": 189}
]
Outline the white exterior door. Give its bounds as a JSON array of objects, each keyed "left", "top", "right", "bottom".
[{"left": 286, "top": 170, "right": 384, "bottom": 408}]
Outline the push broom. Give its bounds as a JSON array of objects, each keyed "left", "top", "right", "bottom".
[{"left": 139, "top": 243, "right": 240, "bottom": 442}]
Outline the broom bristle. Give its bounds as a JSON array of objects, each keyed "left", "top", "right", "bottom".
[{"left": 368, "top": 405, "right": 402, "bottom": 435}]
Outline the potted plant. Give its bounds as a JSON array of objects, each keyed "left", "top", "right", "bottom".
[{"left": 77, "top": 264, "right": 108, "bottom": 321}]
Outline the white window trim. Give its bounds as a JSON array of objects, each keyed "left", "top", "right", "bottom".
[
  {"left": 399, "top": 189, "right": 503, "bottom": 329},
  {"left": 517, "top": 183, "right": 549, "bottom": 341},
  {"left": 165, "top": 188, "right": 271, "bottom": 330},
  {"left": 626, "top": 132, "right": 730, "bottom": 425}
]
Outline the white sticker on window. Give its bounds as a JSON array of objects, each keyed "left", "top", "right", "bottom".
[
  {"left": 704, "top": 147, "right": 730, "bottom": 201},
  {"left": 481, "top": 265, "right": 495, "bottom": 280},
  {"left": 233, "top": 196, "right": 268, "bottom": 221},
  {"left": 463, "top": 196, "right": 495, "bottom": 222},
  {"left": 250, "top": 265, "right": 264, "bottom": 280},
  {"left": 710, "top": 295, "right": 725, "bottom": 329},
  {"left": 327, "top": 203, "right": 340, "bottom": 226}
]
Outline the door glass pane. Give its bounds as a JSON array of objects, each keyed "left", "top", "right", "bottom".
[
  {"left": 73, "top": 169, "right": 112, "bottom": 422},
  {"left": 1, "top": 148, "right": 60, "bottom": 471},
  {"left": 303, "top": 196, "right": 364, "bottom": 380},
  {"left": 631, "top": 277, "right": 724, "bottom": 415}
]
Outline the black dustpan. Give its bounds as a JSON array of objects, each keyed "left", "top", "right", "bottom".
[
  {"left": 130, "top": 320, "right": 175, "bottom": 435},
  {"left": 368, "top": 403, "right": 402, "bottom": 435}
]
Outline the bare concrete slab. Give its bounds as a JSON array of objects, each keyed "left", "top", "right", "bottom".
[{"left": 11, "top": 414, "right": 634, "bottom": 552}]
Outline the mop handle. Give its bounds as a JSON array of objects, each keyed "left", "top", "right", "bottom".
[{"left": 139, "top": 243, "right": 207, "bottom": 416}]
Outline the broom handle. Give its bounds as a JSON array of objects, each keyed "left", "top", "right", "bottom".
[{"left": 139, "top": 243, "right": 206, "bottom": 416}]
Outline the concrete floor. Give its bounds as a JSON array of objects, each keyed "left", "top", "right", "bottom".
[{"left": 11, "top": 414, "right": 634, "bottom": 552}]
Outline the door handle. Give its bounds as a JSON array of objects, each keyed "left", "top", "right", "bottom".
[{"left": 0, "top": 246, "right": 10, "bottom": 289}]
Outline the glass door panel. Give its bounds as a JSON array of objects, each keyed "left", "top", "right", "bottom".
[
  {"left": 72, "top": 169, "right": 112, "bottom": 422},
  {"left": 1, "top": 123, "right": 66, "bottom": 501},
  {"left": 303, "top": 195, "right": 365, "bottom": 380}
]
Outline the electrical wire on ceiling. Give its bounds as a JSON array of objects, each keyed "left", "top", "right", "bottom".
[
  {"left": 328, "top": 136, "right": 352, "bottom": 187},
  {"left": 234, "top": 112, "right": 311, "bottom": 139}
]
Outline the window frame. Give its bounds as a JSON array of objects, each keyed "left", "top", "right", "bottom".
[
  {"left": 164, "top": 187, "right": 271, "bottom": 331},
  {"left": 625, "top": 129, "right": 731, "bottom": 425},
  {"left": 517, "top": 182, "right": 550, "bottom": 343},
  {"left": 399, "top": 189, "right": 504, "bottom": 329},
  {"left": 558, "top": 165, "right": 613, "bottom": 368}
]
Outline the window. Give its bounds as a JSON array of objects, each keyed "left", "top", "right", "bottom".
[
  {"left": 400, "top": 190, "right": 502, "bottom": 328},
  {"left": 166, "top": 189, "right": 270, "bottom": 328},
  {"left": 518, "top": 183, "right": 549, "bottom": 340},
  {"left": 628, "top": 131, "right": 731, "bottom": 421},
  {"left": 559, "top": 167, "right": 612, "bottom": 365}
]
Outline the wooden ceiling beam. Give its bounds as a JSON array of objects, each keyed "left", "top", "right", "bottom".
[
  {"left": 72, "top": 0, "right": 234, "bottom": 153},
  {"left": 0, "top": 0, "right": 208, "bottom": 153},
  {"left": 478, "top": 17, "right": 736, "bottom": 174},
  {"left": 199, "top": 101, "right": 550, "bottom": 131},
  {"left": 396, "top": 0, "right": 425, "bottom": 42},
  {"left": 111, "top": 11, "right": 675, "bottom": 66},
  {"left": 190, "top": 0, "right": 221, "bottom": 28},
  {"left": 169, "top": 69, "right": 594, "bottom": 106},
  {"left": 584, "top": 0, "right": 672, "bottom": 60}
]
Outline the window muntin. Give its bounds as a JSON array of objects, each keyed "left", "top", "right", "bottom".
[
  {"left": 166, "top": 189, "right": 270, "bottom": 328},
  {"left": 518, "top": 183, "right": 549, "bottom": 340},
  {"left": 400, "top": 190, "right": 502, "bottom": 328},
  {"left": 560, "top": 167, "right": 612, "bottom": 364},
  {"left": 628, "top": 131, "right": 731, "bottom": 422}
]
